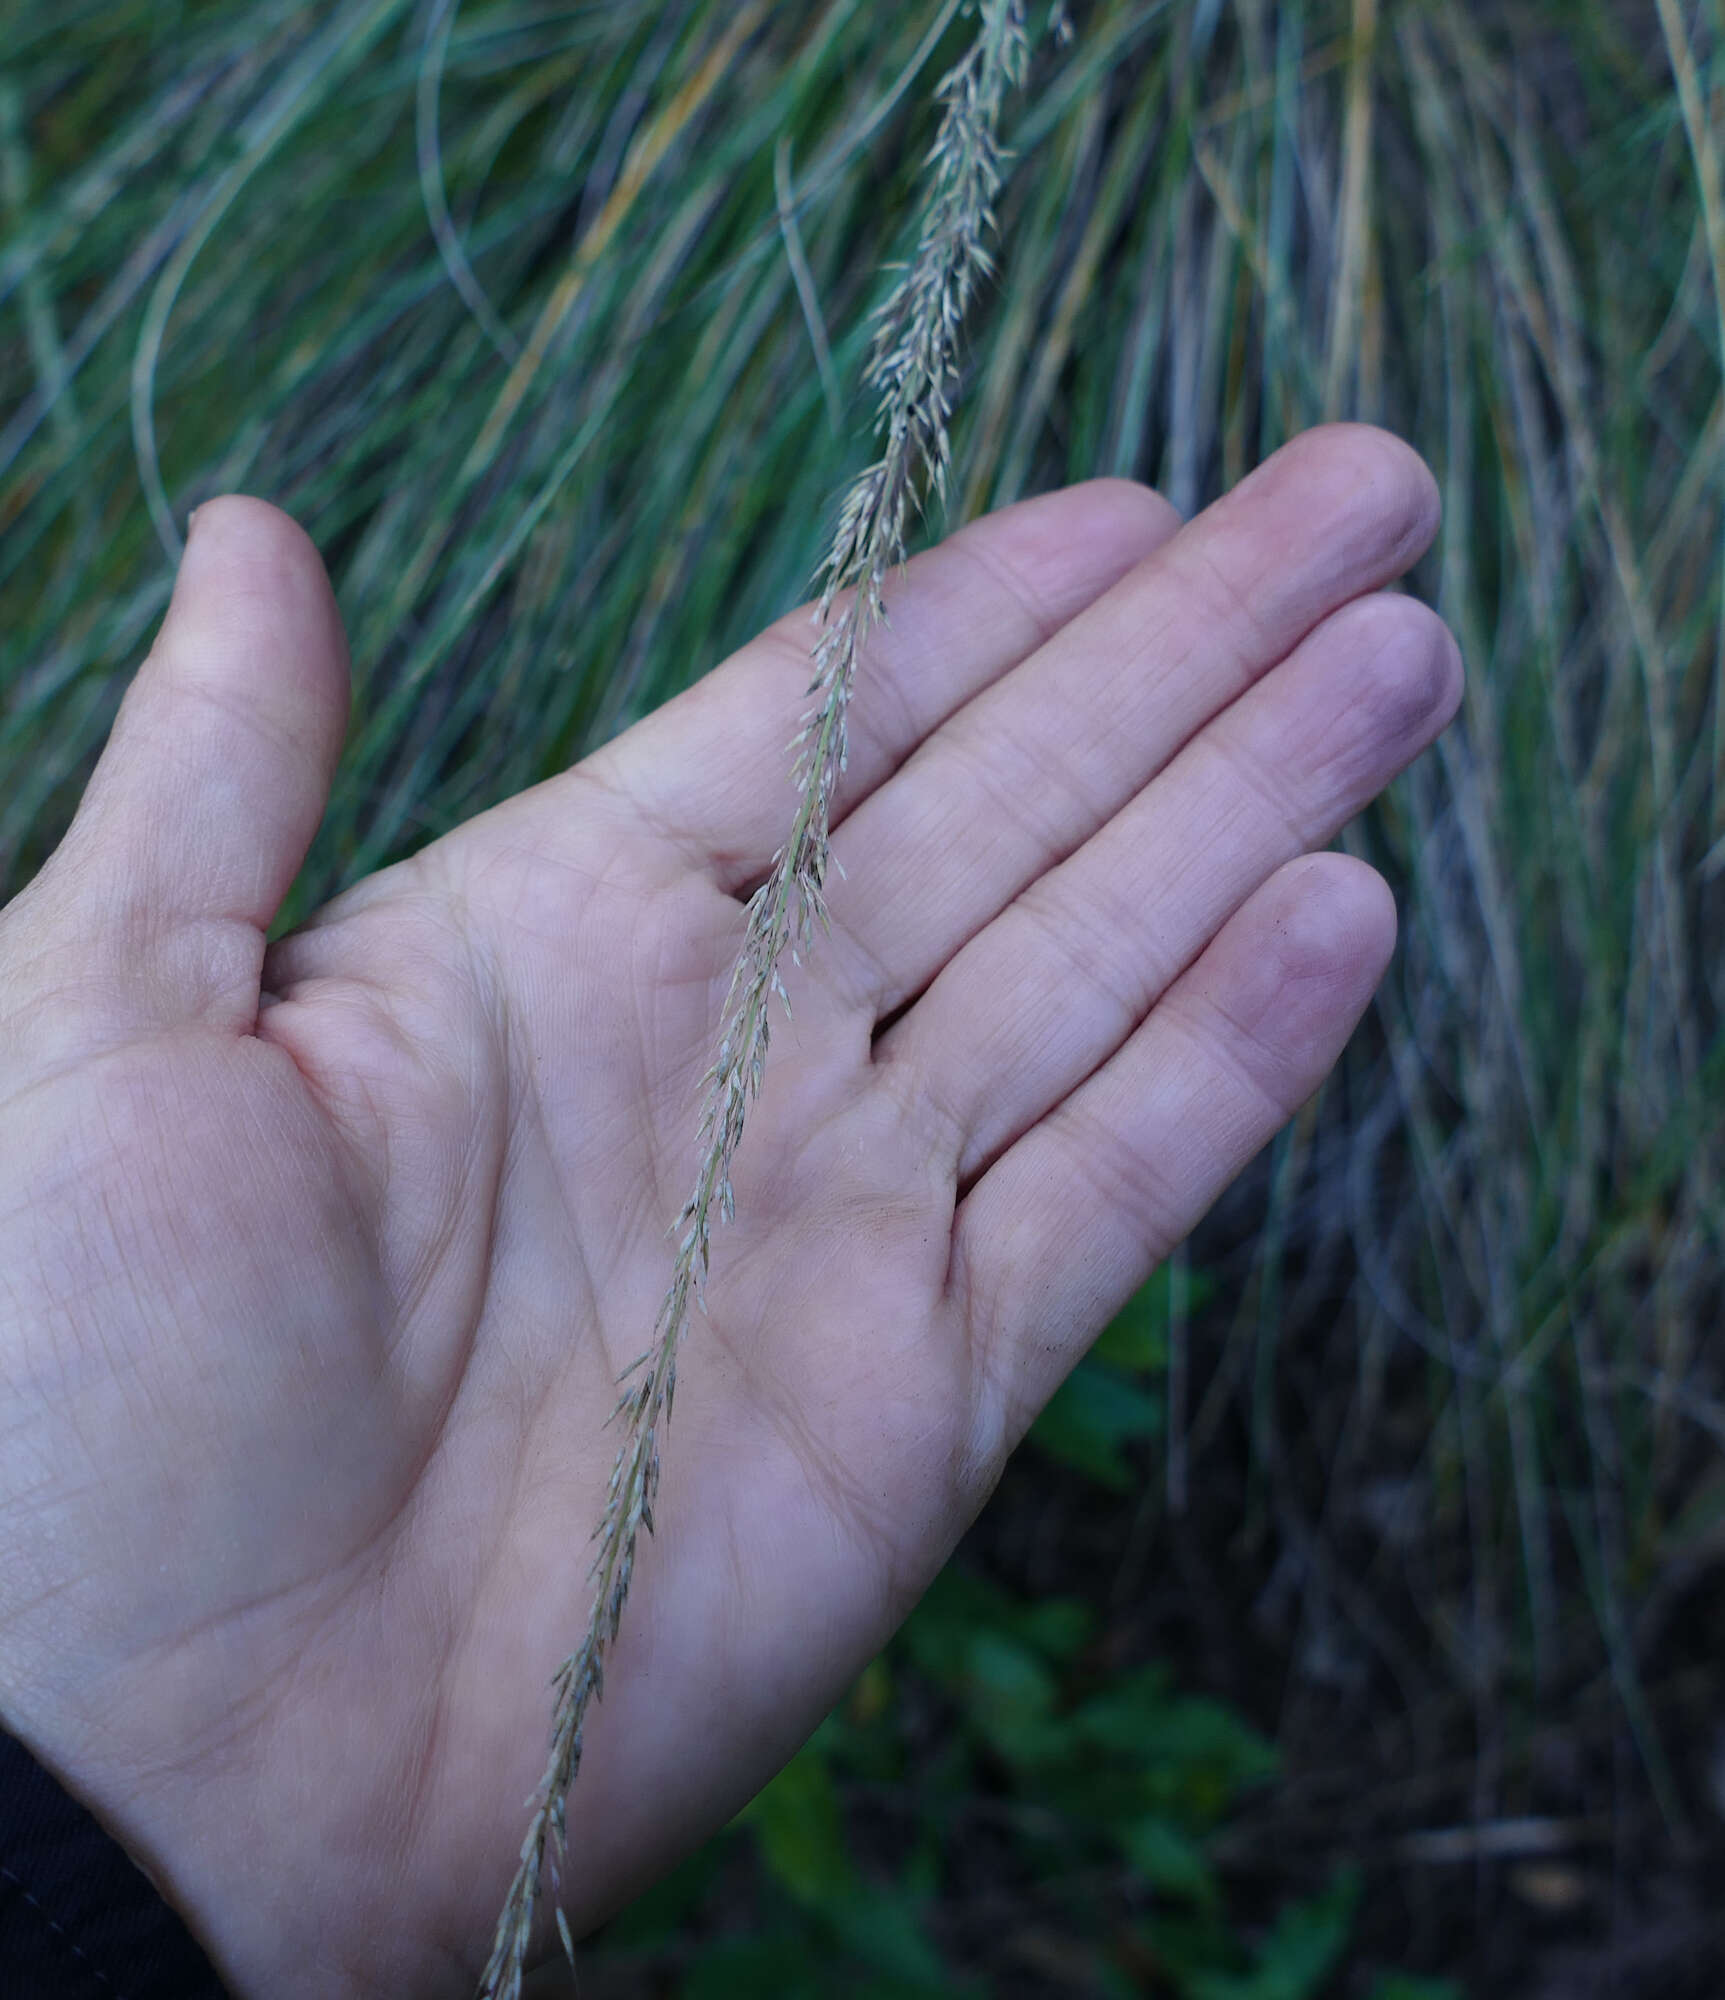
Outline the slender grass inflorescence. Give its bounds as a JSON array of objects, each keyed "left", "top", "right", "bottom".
[
  {"left": 477, "top": 5, "right": 1028, "bottom": 1992},
  {"left": 8, "top": 8, "right": 1724, "bottom": 1986}
]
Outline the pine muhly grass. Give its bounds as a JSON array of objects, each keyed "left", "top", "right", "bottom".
[
  {"left": 477, "top": 5, "right": 1029, "bottom": 1991},
  {"left": 7, "top": 3, "right": 1724, "bottom": 1990}
]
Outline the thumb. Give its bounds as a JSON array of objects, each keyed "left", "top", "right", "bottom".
[{"left": 52, "top": 496, "right": 349, "bottom": 1030}]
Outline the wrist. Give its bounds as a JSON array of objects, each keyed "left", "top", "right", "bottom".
[{"left": 0, "top": 1718, "right": 231, "bottom": 1998}]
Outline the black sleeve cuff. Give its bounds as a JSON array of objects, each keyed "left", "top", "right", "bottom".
[{"left": 1, "top": 1724, "right": 229, "bottom": 1998}]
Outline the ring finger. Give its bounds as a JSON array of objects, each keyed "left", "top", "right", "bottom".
[{"left": 878, "top": 587, "right": 1462, "bottom": 1183}]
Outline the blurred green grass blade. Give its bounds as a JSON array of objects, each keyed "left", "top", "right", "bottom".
[{"left": 3, "top": 6, "right": 1723, "bottom": 1976}]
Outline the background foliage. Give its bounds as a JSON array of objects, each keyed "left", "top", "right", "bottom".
[{"left": 4, "top": 1, "right": 1723, "bottom": 1992}]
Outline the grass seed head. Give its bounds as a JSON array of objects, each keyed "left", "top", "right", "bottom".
[{"left": 475, "top": 7, "right": 1029, "bottom": 1992}]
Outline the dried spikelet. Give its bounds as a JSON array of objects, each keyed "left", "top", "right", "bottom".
[{"left": 476, "top": 6, "right": 1029, "bottom": 1993}]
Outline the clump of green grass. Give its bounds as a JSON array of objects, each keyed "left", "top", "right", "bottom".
[{"left": 3, "top": 0, "right": 1722, "bottom": 1985}]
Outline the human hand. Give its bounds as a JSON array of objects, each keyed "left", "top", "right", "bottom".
[{"left": 0, "top": 425, "right": 1459, "bottom": 1996}]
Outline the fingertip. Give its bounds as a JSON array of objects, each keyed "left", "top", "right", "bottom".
[
  {"left": 1260, "top": 424, "right": 1443, "bottom": 576},
  {"left": 1168, "top": 851, "right": 1397, "bottom": 1100},
  {"left": 1060, "top": 474, "right": 1186, "bottom": 540},
  {"left": 1303, "top": 592, "right": 1466, "bottom": 765},
  {"left": 1261, "top": 849, "right": 1398, "bottom": 1014},
  {"left": 167, "top": 496, "right": 350, "bottom": 749},
  {"left": 183, "top": 490, "right": 320, "bottom": 560}
]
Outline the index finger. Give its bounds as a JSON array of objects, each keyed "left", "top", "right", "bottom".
[{"left": 579, "top": 480, "right": 1181, "bottom": 889}]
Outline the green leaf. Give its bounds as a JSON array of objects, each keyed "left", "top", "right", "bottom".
[
  {"left": 901, "top": 1567, "right": 1092, "bottom": 1683},
  {"left": 1093, "top": 1264, "right": 1218, "bottom": 1372},
  {"left": 963, "top": 1628, "right": 1067, "bottom": 1766},
  {"left": 1119, "top": 1813, "right": 1218, "bottom": 1906},
  {"left": 900, "top": 1568, "right": 1000, "bottom": 1685},
  {"left": 1013, "top": 1594, "right": 1096, "bottom": 1662},
  {"left": 741, "top": 1747, "right": 855, "bottom": 1909},
  {"left": 1189, "top": 1870, "right": 1360, "bottom": 2000},
  {"left": 1073, "top": 1675, "right": 1279, "bottom": 1816},
  {"left": 683, "top": 1929, "right": 828, "bottom": 2000},
  {"left": 1093, "top": 1300, "right": 1170, "bottom": 1372},
  {"left": 1030, "top": 1360, "right": 1164, "bottom": 1491},
  {"left": 832, "top": 1884, "right": 951, "bottom": 1988}
]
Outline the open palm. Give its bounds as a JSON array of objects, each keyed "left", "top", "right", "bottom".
[{"left": 0, "top": 427, "right": 1458, "bottom": 1998}]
